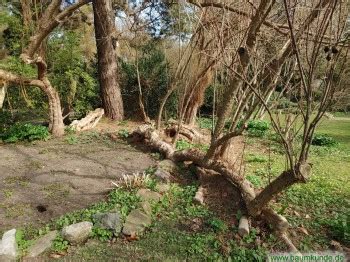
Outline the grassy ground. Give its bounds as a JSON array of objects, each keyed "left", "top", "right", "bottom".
[
  {"left": 2, "top": 116, "right": 349, "bottom": 261},
  {"left": 245, "top": 116, "right": 350, "bottom": 251}
]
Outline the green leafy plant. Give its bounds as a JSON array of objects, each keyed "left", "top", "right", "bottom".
[
  {"left": 118, "top": 129, "right": 130, "bottom": 138},
  {"left": 312, "top": 134, "right": 338, "bottom": 147},
  {"left": 0, "top": 123, "right": 50, "bottom": 143},
  {"left": 92, "top": 227, "right": 113, "bottom": 242},
  {"left": 246, "top": 154, "right": 267, "bottom": 163},
  {"left": 325, "top": 214, "right": 349, "bottom": 245},
  {"left": 247, "top": 120, "right": 270, "bottom": 137},
  {"left": 246, "top": 175, "right": 263, "bottom": 188},
  {"left": 52, "top": 235, "right": 69, "bottom": 252},
  {"left": 15, "top": 229, "right": 32, "bottom": 256},
  {"left": 208, "top": 218, "right": 228, "bottom": 232}
]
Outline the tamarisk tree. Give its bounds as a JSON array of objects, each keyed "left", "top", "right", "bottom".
[{"left": 137, "top": 0, "right": 349, "bottom": 251}]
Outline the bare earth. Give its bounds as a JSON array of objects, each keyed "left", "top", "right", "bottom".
[{"left": 0, "top": 132, "right": 155, "bottom": 231}]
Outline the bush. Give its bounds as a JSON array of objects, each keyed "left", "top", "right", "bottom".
[
  {"left": 0, "top": 123, "right": 50, "bottom": 143},
  {"left": 247, "top": 120, "right": 270, "bottom": 137},
  {"left": 311, "top": 134, "right": 338, "bottom": 147}
]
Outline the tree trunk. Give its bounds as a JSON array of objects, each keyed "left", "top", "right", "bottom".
[
  {"left": 43, "top": 78, "right": 65, "bottom": 137},
  {"left": 0, "top": 83, "right": 7, "bottom": 108},
  {"left": 93, "top": 0, "right": 124, "bottom": 120},
  {"left": 0, "top": 69, "right": 65, "bottom": 137}
]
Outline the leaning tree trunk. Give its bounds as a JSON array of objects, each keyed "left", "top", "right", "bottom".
[
  {"left": 43, "top": 79, "right": 65, "bottom": 137},
  {"left": 93, "top": 0, "right": 124, "bottom": 120}
]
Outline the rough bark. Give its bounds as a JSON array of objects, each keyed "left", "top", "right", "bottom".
[
  {"left": 0, "top": 69, "right": 65, "bottom": 136},
  {"left": 248, "top": 163, "right": 311, "bottom": 216},
  {"left": 93, "top": 0, "right": 124, "bottom": 120}
]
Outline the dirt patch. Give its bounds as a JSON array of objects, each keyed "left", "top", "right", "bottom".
[{"left": 0, "top": 131, "right": 155, "bottom": 231}]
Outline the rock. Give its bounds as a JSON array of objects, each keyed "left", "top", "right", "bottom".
[
  {"left": 194, "top": 187, "right": 205, "bottom": 205},
  {"left": 238, "top": 216, "right": 250, "bottom": 237},
  {"left": 93, "top": 211, "right": 122, "bottom": 235},
  {"left": 141, "top": 201, "right": 152, "bottom": 215},
  {"left": 62, "top": 221, "right": 92, "bottom": 245},
  {"left": 154, "top": 169, "right": 172, "bottom": 183},
  {"left": 137, "top": 189, "right": 161, "bottom": 203},
  {"left": 25, "top": 230, "right": 57, "bottom": 258},
  {"left": 122, "top": 209, "right": 152, "bottom": 236},
  {"left": 0, "top": 229, "right": 17, "bottom": 261},
  {"left": 155, "top": 183, "right": 170, "bottom": 193},
  {"left": 157, "top": 160, "right": 178, "bottom": 173}
]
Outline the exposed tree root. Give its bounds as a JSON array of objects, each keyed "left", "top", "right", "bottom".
[{"left": 133, "top": 124, "right": 299, "bottom": 252}]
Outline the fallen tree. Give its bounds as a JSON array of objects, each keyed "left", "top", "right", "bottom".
[
  {"left": 70, "top": 108, "right": 104, "bottom": 131},
  {"left": 133, "top": 124, "right": 298, "bottom": 252}
]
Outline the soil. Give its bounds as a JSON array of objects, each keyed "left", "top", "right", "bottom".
[{"left": 0, "top": 123, "right": 155, "bottom": 231}]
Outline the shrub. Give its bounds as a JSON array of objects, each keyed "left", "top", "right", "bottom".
[
  {"left": 311, "top": 134, "right": 338, "bottom": 147},
  {"left": 0, "top": 123, "right": 50, "bottom": 143},
  {"left": 247, "top": 120, "right": 270, "bottom": 137}
]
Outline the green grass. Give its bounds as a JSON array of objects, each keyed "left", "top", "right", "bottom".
[{"left": 245, "top": 116, "right": 350, "bottom": 249}]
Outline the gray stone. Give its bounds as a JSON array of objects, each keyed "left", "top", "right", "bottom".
[
  {"left": 0, "top": 229, "right": 17, "bottom": 260},
  {"left": 137, "top": 189, "right": 161, "bottom": 203},
  {"left": 122, "top": 209, "right": 152, "bottom": 236},
  {"left": 155, "top": 183, "right": 171, "bottom": 193},
  {"left": 194, "top": 187, "right": 205, "bottom": 205},
  {"left": 93, "top": 211, "right": 122, "bottom": 235},
  {"left": 25, "top": 230, "right": 57, "bottom": 258},
  {"left": 141, "top": 201, "right": 152, "bottom": 215},
  {"left": 154, "top": 169, "right": 172, "bottom": 182},
  {"left": 158, "top": 159, "right": 178, "bottom": 173},
  {"left": 62, "top": 221, "right": 92, "bottom": 245}
]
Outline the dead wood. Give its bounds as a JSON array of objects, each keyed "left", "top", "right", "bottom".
[{"left": 70, "top": 108, "right": 104, "bottom": 131}]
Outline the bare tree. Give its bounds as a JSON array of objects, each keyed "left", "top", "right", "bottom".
[{"left": 135, "top": 0, "right": 348, "bottom": 251}]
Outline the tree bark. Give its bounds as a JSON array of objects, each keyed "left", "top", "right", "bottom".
[
  {"left": 93, "top": 0, "right": 124, "bottom": 120},
  {"left": 0, "top": 69, "right": 65, "bottom": 136},
  {"left": 0, "top": 83, "right": 7, "bottom": 109}
]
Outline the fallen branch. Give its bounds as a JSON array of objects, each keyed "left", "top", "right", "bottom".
[{"left": 70, "top": 108, "right": 104, "bottom": 131}]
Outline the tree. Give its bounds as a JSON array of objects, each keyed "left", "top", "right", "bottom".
[
  {"left": 0, "top": 0, "right": 90, "bottom": 136},
  {"left": 93, "top": 0, "right": 124, "bottom": 120},
  {"left": 136, "top": 0, "right": 349, "bottom": 251}
]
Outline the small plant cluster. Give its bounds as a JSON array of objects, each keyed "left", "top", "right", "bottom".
[
  {"left": 175, "top": 139, "right": 209, "bottom": 152},
  {"left": 0, "top": 123, "right": 50, "bottom": 143},
  {"left": 311, "top": 134, "right": 338, "bottom": 147},
  {"left": 246, "top": 120, "right": 270, "bottom": 137}
]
